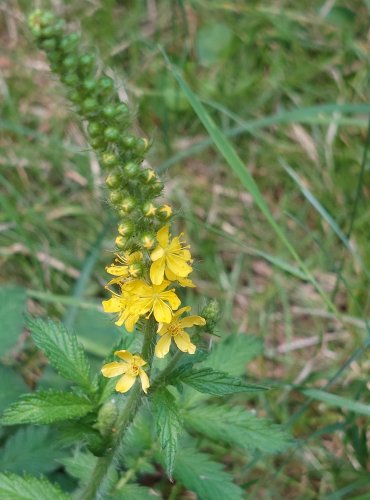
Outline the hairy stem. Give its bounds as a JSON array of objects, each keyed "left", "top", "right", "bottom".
[{"left": 80, "top": 318, "right": 157, "bottom": 500}]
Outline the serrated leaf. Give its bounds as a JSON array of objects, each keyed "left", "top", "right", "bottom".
[
  {"left": 112, "top": 484, "right": 158, "bottom": 500},
  {"left": 0, "top": 365, "right": 28, "bottom": 412},
  {"left": 152, "top": 388, "right": 182, "bottom": 478},
  {"left": 60, "top": 450, "right": 97, "bottom": 484},
  {"left": 184, "top": 405, "right": 291, "bottom": 454},
  {"left": 0, "top": 285, "right": 26, "bottom": 354},
  {"left": 28, "top": 318, "right": 94, "bottom": 391},
  {"left": 204, "top": 334, "right": 263, "bottom": 377},
  {"left": 0, "top": 473, "right": 70, "bottom": 500},
  {"left": 179, "top": 367, "right": 268, "bottom": 395},
  {"left": 173, "top": 444, "right": 244, "bottom": 500},
  {"left": 1, "top": 390, "right": 93, "bottom": 425},
  {"left": 0, "top": 426, "right": 66, "bottom": 475}
]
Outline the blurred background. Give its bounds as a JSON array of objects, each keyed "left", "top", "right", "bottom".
[{"left": 0, "top": 1, "right": 369, "bottom": 498}]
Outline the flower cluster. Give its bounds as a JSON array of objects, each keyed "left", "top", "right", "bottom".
[{"left": 29, "top": 10, "right": 206, "bottom": 396}]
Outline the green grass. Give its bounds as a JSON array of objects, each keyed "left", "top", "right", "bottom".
[{"left": 1, "top": 0, "right": 370, "bottom": 497}]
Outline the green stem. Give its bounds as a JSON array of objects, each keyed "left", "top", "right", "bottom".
[{"left": 80, "top": 318, "right": 157, "bottom": 500}]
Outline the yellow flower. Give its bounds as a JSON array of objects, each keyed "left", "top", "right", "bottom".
[
  {"left": 155, "top": 306, "right": 206, "bottom": 358},
  {"left": 101, "top": 350, "right": 149, "bottom": 394},
  {"left": 165, "top": 268, "right": 195, "bottom": 287},
  {"left": 150, "top": 225, "right": 193, "bottom": 285},
  {"left": 102, "top": 293, "right": 139, "bottom": 332},
  {"left": 129, "top": 279, "right": 181, "bottom": 323},
  {"left": 106, "top": 251, "right": 143, "bottom": 284}
]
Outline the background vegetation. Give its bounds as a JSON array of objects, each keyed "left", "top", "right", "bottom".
[{"left": 0, "top": 0, "right": 369, "bottom": 498}]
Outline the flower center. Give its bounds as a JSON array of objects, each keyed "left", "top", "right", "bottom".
[
  {"left": 168, "top": 320, "right": 181, "bottom": 337},
  {"left": 129, "top": 364, "right": 140, "bottom": 376}
]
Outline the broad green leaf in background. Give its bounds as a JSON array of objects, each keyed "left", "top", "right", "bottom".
[
  {"left": 204, "top": 334, "right": 263, "bottom": 377},
  {"left": 152, "top": 388, "right": 182, "bottom": 478},
  {"left": 0, "top": 473, "right": 71, "bottom": 500},
  {"left": 184, "top": 405, "right": 291, "bottom": 454},
  {"left": 302, "top": 389, "right": 370, "bottom": 417},
  {"left": 1, "top": 390, "right": 93, "bottom": 425},
  {"left": 0, "top": 426, "right": 66, "bottom": 475},
  {"left": 60, "top": 450, "right": 97, "bottom": 484},
  {"left": 178, "top": 367, "right": 268, "bottom": 395},
  {"left": 0, "top": 285, "right": 26, "bottom": 354},
  {"left": 28, "top": 318, "right": 94, "bottom": 392},
  {"left": 0, "top": 366, "right": 28, "bottom": 413},
  {"left": 173, "top": 443, "right": 245, "bottom": 500},
  {"left": 112, "top": 483, "right": 157, "bottom": 500}
]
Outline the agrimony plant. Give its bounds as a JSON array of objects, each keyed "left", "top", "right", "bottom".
[{"left": 0, "top": 10, "right": 291, "bottom": 499}]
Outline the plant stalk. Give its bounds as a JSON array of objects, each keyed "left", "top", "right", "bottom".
[{"left": 80, "top": 318, "right": 157, "bottom": 500}]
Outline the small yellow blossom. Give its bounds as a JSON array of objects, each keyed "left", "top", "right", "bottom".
[
  {"left": 155, "top": 306, "right": 206, "bottom": 358},
  {"left": 129, "top": 279, "right": 181, "bottom": 323},
  {"left": 150, "top": 225, "right": 193, "bottom": 285},
  {"left": 106, "top": 251, "right": 143, "bottom": 284},
  {"left": 101, "top": 350, "right": 149, "bottom": 393},
  {"left": 102, "top": 292, "right": 139, "bottom": 332},
  {"left": 159, "top": 204, "right": 172, "bottom": 219}
]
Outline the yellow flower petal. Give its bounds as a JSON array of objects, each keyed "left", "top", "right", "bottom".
[
  {"left": 166, "top": 254, "right": 192, "bottom": 278},
  {"left": 156, "top": 225, "right": 170, "bottom": 247},
  {"left": 114, "top": 350, "right": 134, "bottom": 363},
  {"left": 153, "top": 298, "right": 173, "bottom": 323},
  {"left": 101, "top": 361, "right": 127, "bottom": 378},
  {"left": 115, "top": 373, "right": 136, "bottom": 393},
  {"left": 150, "top": 256, "right": 166, "bottom": 285},
  {"left": 106, "top": 265, "right": 129, "bottom": 277},
  {"left": 174, "top": 306, "right": 191, "bottom": 318},
  {"left": 174, "top": 331, "right": 196, "bottom": 354},
  {"left": 150, "top": 245, "right": 165, "bottom": 262},
  {"left": 132, "top": 355, "right": 146, "bottom": 367},
  {"left": 102, "top": 297, "right": 121, "bottom": 313},
  {"left": 160, "top": 290, "right": 181, "bottom": 311},
  {"left": 139, "top": 368, "right": 150, "bottom": 393},
  {"left": 155, "top": 332, "right": 172, "bottom": 358},
  {"left": 179, "top": 315, "right": 206, "bottom": 328}
]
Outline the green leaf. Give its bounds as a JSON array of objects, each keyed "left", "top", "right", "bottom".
[
  {"left": 184, "top": 405, "right": 291, "bottom": 454},
  {"left": 0, "top": 473, "right": 71, "bottom": 500},
  {"left": 28, "top": 318, "right": 94, "bottom": 392},
  {"left": 0, "top": 366, "right": 28, "bottom": 413},
  {"left": 60, "top": 450, "right": 97, "bottom": 484},
  {"left": 1, "top": 390, "right": 93, "bottom": 425},
  {"left": 112, "top": 484, "right": 158, "bottom": 500},
  {"left": 204, "top": 334, "right": 263, "bottom": 377},
  {"left": 173, "top": 444, "right": 244, "bottom": 500},
  {"left": 302, "top": 389, "right": 370, "bottom": 416},
  {"left": 179, "top": 367, "right": 268, "bottom": 395},
  {"left": 0, "top": 426, "right": 66, "bottom": 475},
  {"left": 152, "top": 388, "right": 182, "bottom": 478},
  {"left": 0, "top": 286, "right": 26, "bottom": 354}
]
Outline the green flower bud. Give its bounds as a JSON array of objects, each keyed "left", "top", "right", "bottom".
[
  {"left": 81, "top": 97, "right": 98, "bottom": 114},
  {"left": 83, "top": 78, "right": 97, "bottom": 92},
  {"left": 118, "top": 197, "right": 135, "bottom": 215},
  {"left": 67, "top": 89, "right": 82, "bottom": 104},
  {"left": 79, "top": 53, "right": 95, "bottom": 71},
  {"left": 120, "top": 135, "right": 136, "bottom": 149},
  {"left": 103, "top": 104, "right": 116, "bottom": 119},
  {"left": 143, "top": 168, "right": 156, "bottom": 184},
  {"left": 129, "top": 262, "right": 143, "bottom": 278},
  {"left": 140, "top": 233, "right": 155, "bottom": 250},
  {"left": 97, "top": 76, "right": 114, "bottom": 94},
  {"left": 109, "top": 190, "right": 123, "bottom": 205},
  {"left": 115, "top": 235, "right": 128, "bottom": 249},
  {"left": 114, "top": 103, "right": 129, "bottom": 121},
  {"left": 118, "top": 221, "right": 134, "bottom": 237},
  {"left": 89, "top": 136, "right": 106, "bottom": 149},
  {"left": 142, "top": 202, "right": 157, "bottom": 217},
  {"left": 62, "top": 54, "right": 78, "bottom": 70},
  {"left": 123, "top": 161, "right": 140, "bottom": 178},
  {"left": 96, "top": 398, "right": 118, "bottom": 437},
  {"left": 150, "top": 180, "right": 164, "bottom": 196},
  {"left": 200, "top": 300, "right": 220, "bottom": 333},
  {"left": 101, "top": 152, "right": 118, "bottom": 168},
  {"left": 87, "top": 122, "right": 102, "bottom": 138},
  {"left": 104, "top": 127, "right": 119, "bottom": 142},
  {"left": 60, "top": 33, "right": 80, "bottom": 52},
  {"left": 61, "top": 72, "right": 79, "bottom": 87},
  {"left": 105, "top": 171, "right": 122, "bottom": 189},
  {"left": 135, "top": 137, "right": 150, "bottom": 154},
  {"left": 40, "top": 38, "right": 57, "bottom": 51}
]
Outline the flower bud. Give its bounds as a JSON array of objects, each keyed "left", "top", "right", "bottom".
[
  {"left": 103, "top": 104, "right": 116, "bottom": 119},
  {"left": 118, "top": 197, "right": 135, "bottom": 215},
  {"left": 60, "top": 33, "right": 80, "bottom": 52},
  {"left": 40, "top": 38, "right": 57, "bottom": 51},
  {"left": 83, "top": 78, "right": 97, "bottom": 92},
  {"left": 61, "top": 72, "right": 79, "bottom": 87},
  {"left": 144, "top": 169, "right": 156, "bottom": 183},
  {"left": 98, "top": 76, "right": 114, "bottom": 94},
  {"left": 118, "top": 221, "right": 134, "bottom": 237},
  {"left": 62, "top": 54, "right": 78, "bottom": 70},
  {"left": 135, "top": 137, "right": 150, "bottom": 154},
  {"left": 105, "top": 171, "right": 121, "bottom": 189},
  {"left": 129, "top": 262, "right": 143, "bottom": 278},
  {"left": 143, "top": 202, "right": 157, "bottom": 217},
  {"left": 101, "top": 152, "right": 118, "bottom": 168},
  {"left": 141, "top": 233, "right": 155, "bottom": 250},
  {"left": 114, "top": 103, "right": 129, "bottom": 121},
  {"left": 79, "top": 53, "right": 95, "bottom": 72},
  {"left": 96, "top": 397, "right": 118, "bottom": 437},
  {"left": 159, "top": 204, "right": 172, "bottom": 220},
  {"left": 150, "top": 181, "right": 164, "bottom": 196},
  {"left": 87, "top": 122, "right": 102, "bottom": 138},
  {"left": 104, "top": 127, "right": 120, "bottom": 142},
  {"left": 81, "top": 97, "right": 98, "bottom": 114},
  {"left": 123, "top": 161, "right": 140, "bottom": 178},
  {"left": 115, "top": 235, "right": 128, "bottom": 249},
  {"left": 109, "top": 190, "right": 123, "bottom": 205},
  {"left": 120, "top": 135, "right": 136, "bottom": 150},
  {"left": 201, "top": 300, "right": 220, "bottom": 333}
]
